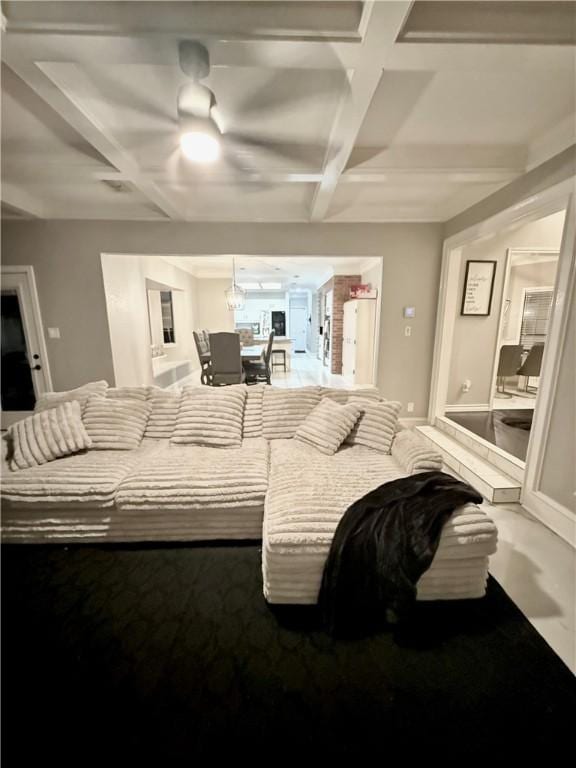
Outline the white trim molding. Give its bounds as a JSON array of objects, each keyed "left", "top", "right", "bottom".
[
  {"left": 428, "top": 176, "right": 575, "bottom": 544},
  {"left": 522, "top": 491, "right": 576, "bottom": 547},
  {"left": 444, "top": 403, "right": 491, "bottom": 413}
]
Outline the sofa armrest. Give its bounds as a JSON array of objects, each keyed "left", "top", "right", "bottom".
[{"left": 392, "top": 429, "right": 443, "bottom": 474}]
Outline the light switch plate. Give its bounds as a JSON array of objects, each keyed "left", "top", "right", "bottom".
[
  {"left": 403, "top": 307, "right": 416, "bottom": 318},
  {"left": 48, "top": 327, "right": 60, "bottom": 339}
]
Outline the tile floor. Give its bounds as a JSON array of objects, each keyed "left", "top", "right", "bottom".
[
  {"left": 184, "top": 351, "right": 351, "bottom": 389},
  {"left": 482, "top": 501, "right": 575, "bottom": 673}
]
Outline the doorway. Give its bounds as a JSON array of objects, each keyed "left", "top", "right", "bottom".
[
  {"left": 1, "top": 266, "right": 51, "bottom": 427},
  {"left": 290, "top": 305, "right": 308, "bottom": 353}
]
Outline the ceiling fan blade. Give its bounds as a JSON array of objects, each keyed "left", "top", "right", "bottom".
[
  {"left": 177, "top": 83, "right": 214, "bottom": 120},
  {"left": 235, "top": 70, "right": 350, "bottom": 119},
  {"left": 84, "top": 67, "right": 177, "bottom": 128},
  {"left": 221, "top": 150, "right": 272, "bottom": 192},
  {"left": 223, "top": 132, "right": 330, "bottom": 166}
]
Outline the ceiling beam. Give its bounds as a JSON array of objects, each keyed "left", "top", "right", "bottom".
[
  {"left": 310, "top": 2, "right": 415, "bottom": 221},
  {"left": 1, "top": 51, "right": 184, "bottom": 220},
  {"left": 1, "top": 182, "right": 45, "bottom": 218}
]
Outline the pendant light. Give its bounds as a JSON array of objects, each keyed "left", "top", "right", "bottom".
[{"left": 224, "top": 256, "right": 246, "bottom": 310}]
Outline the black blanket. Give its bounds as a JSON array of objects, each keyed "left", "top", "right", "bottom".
[{"left": 318, "top": 471, "right": 483, "bottom": 635}]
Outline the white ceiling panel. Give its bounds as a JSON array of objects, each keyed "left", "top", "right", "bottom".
[{"left": 1, "top": 1, "right": 574, "bottom": 222}]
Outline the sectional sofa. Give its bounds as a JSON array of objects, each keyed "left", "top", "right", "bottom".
[{"left": 1, "top": 382, "right": 498, "bottom": 604}]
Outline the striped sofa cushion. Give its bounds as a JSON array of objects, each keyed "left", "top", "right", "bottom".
[
  {"left": 345, "top": 398, "right": 402, "bottom": 453},
  {"left": 8, "top": 401, "right": 92, "bottom": 471},
  {"left": 171, "top": 386, "right": 246, "bottom": 447},
  {"left": 294, "top": 398, "right": 361, "bottom": 456},
  {"left": 106, "top": 386, "right": 150, "bottom": 402},
  {"left": 319, "top": 387, "right": 381, "bottom": 404},
  {"left": 144, "top": 389, "right": 182, "bottom": 440},
  {"left": 243, "top": 384, "right": 265, "bottom": 438},
  {"left": 83, "top": 395, "right": 151, "bottom": 450},
  {"left": 262, "top": 387, "right": 321, "bottom": 440},
  {"left": 34, "top": 380, "right": 108, "bottom": 413}
]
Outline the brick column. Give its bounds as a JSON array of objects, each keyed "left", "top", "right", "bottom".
[{"left": 330, "top": 275, "right": 360, "bottom": 375}]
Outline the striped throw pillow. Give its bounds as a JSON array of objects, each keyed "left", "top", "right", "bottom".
[
  {"left": 294, "top": 398, "right": 361, "bottom": 455},
  {"left": 345, "top": 398, "right": 402, "bottom": 453},
  {"left": 144, "top": 389, "right": 182, "bottom": 440},
  {"left": 82, "top": 395, "right": 151, "bottom": 450},
  {"left": 9, "top": 400, "right": 92, "bottom": 470},
  {"left": 171, "top": 386, "right": 247, "bottom": 447}
]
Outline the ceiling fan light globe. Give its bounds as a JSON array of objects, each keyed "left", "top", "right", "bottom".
[{"left": 180, "top": 131, "right": 220, "bottom": 163}]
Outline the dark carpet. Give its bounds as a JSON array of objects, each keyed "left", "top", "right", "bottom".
[{"left": 2, "top": 543, "right": 575, "bottom": 763}]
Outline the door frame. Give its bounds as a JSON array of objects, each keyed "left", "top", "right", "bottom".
[
  {"left": 428, "top": 177, "right": 575, "bottom": 543},
  {"left": 1, "top": 265, "right": 52, "bottom": 422}
]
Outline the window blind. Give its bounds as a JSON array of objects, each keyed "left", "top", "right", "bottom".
[{"left": 520, "top": 290, "right": 553, "bottom": 349}]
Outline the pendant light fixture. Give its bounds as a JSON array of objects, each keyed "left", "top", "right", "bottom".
[{"left": 224, "top": 256, "right": 246, "bottom": 310}]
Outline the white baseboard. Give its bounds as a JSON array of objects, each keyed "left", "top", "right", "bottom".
[
  {"left": 522, "top": 489, "right": 576, "bottom": 548},
  {"left": 444, "top": 404, "right": 491, "bottom": 412},
  {"left": 399, "top": 417, "right": 429, "bottom": 428}
]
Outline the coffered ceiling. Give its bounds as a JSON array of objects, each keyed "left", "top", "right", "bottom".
[{"left": 1, "top": 1, "right": 575, "bottom": 223}]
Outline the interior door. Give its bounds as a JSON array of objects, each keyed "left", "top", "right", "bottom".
[
  {"left": 290, "top": 306, "right": 308, "bottom": 352},
  {"left": 1, "top": 267, "right": 51, "bottom": 427}
]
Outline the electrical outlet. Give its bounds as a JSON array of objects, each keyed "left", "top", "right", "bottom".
[
  {"left": 407, "top": 402, "right": 414, "bottom": 413},
  {"left": 462, "top": 379, "right": 471, "bottom": 393},
  {"left": 404, "top": 326, "right": 411, "bottom": 337}
]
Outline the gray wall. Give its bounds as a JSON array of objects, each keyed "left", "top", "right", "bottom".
[{"left": 1, "top": 220, "right": 443, "bottom": 414}]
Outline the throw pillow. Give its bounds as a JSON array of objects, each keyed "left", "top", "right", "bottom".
[
  {"left": 9, "top": 400, "right": 92, "bottom": 471},
  {"left": 345, "top": 398, "right": 402, "bottom": 453},
  {"left": 34, "top": 380, "right": 109, "bottom": 413},
  {"left": 144, "top": 388, "right": 182, "bottom": 440},
  {"left": 171, "top": 386, "right": 247, "bottom": 447},
  {"left": 82, "top": 395, "right": 151, "bottom": 450},
  {"left": 294, "top": 398, "right": 361, "bottom": 456}
]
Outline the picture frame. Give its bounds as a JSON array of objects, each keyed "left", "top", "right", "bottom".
[{"left": 460, "top": 260, "right": 497, "bottom": 316}]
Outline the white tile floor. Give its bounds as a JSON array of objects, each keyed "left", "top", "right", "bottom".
[
  {"left": 493, "top": 390, "right": 536, "bottom": 410},
  {"left": 482, "top": 500, "right": 575, "bottom": 673},
  {"left": 184, "top": 351, "right": 351, "bottom": 389},
  {"left": 269, "top": 351, "right": 350, "bottom": 388}
]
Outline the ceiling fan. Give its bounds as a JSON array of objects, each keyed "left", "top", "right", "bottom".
[{"left": 175, "top": 40, "right": 347, "bottom": 173}]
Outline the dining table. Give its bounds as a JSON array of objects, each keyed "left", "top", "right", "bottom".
[{"left": 240, "top": 344, "right": 264, "bottom": 361}]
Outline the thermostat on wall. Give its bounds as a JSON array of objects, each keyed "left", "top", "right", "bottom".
[{"left": 403, "top": 307, "right": 416, "bottom": 318}]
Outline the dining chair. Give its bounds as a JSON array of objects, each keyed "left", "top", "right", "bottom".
[
  {"left": 496, "top": 344, "right": 523, "bottom": 397},
  {"left": 193, "top": 330, "right": 212, "bottom": 385},
  {"left": 243, "top": 330, "right": 275, "bottom": 385},
  {"left": 517, "top": 343, "right": 545, "bottom": 393},
  {"left": 208, "top": 332, "right": 246, "bottom": 386}
]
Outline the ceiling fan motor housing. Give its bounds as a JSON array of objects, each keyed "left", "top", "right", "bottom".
[{"left": 178, "top": 40, "right": 210, "bottom": 81}]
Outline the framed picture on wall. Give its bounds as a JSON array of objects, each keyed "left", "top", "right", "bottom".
[{"left": 461, "top": 260, "right": 497, "bottom": 316}]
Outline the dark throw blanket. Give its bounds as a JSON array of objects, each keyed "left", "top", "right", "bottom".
[{"left": 318, "top": 471, "right": 483, "bottom": 636}]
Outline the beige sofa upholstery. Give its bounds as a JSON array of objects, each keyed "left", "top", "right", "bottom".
[{"left": 1, "top": 384, "right": 498, "bottom": 605}]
